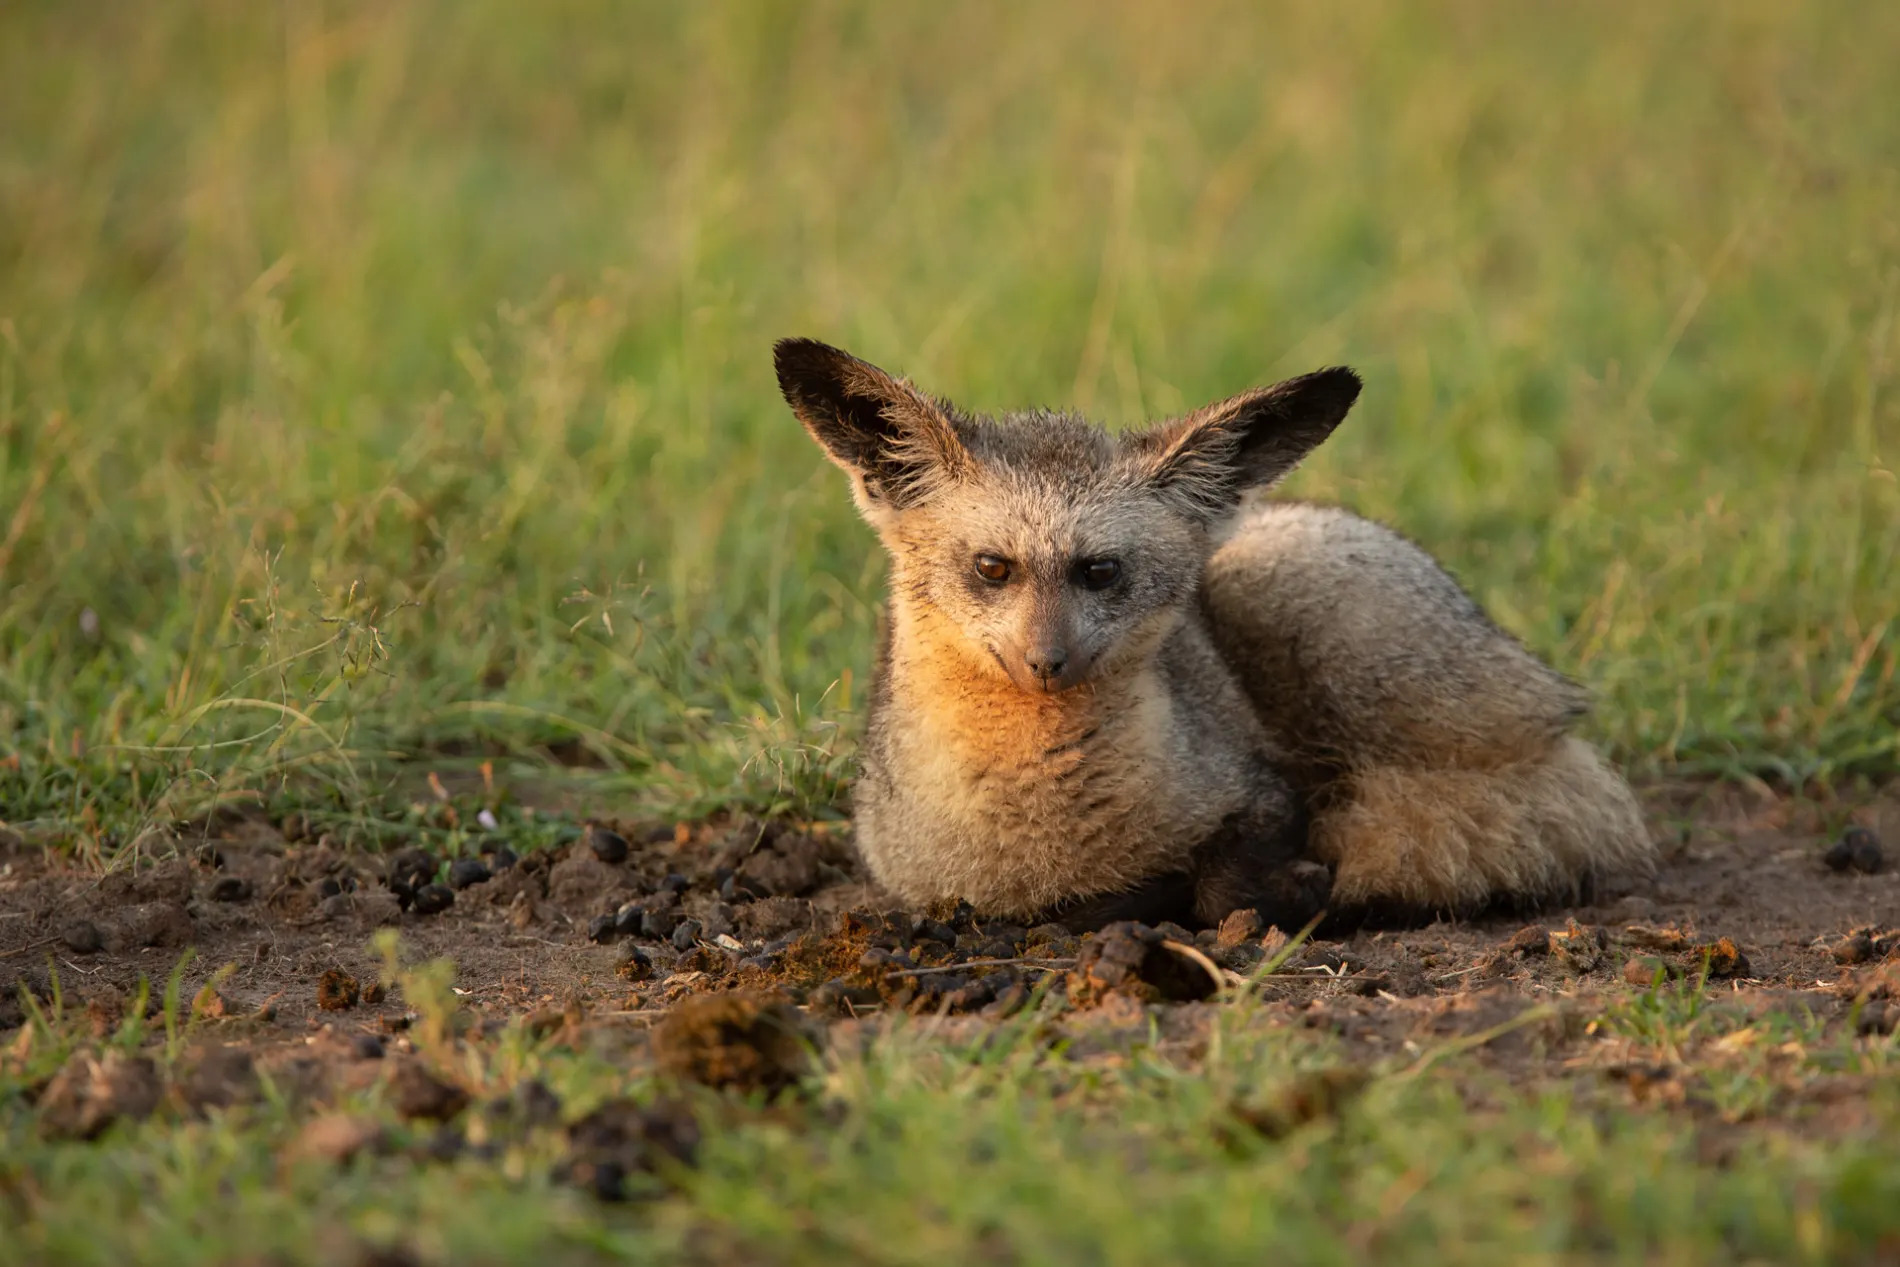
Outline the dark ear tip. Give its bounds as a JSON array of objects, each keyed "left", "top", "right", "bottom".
[
  {"left": 1307, "top": 365, "right": 1364, "bottom": 403},
  {"left": 1268, "top": 365, "right": 1362, "bottom": 425},
  {"left": 772, "top": 336, "right": 840, "bottom": 382}
]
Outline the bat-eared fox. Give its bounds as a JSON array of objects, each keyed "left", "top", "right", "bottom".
[{"left": 775, "top": 338, "right": 1654, "bottom": 931}]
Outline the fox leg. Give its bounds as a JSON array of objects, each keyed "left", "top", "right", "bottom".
[{"left": 1048, "top": 786, "right": 1327, "bottom": 932}]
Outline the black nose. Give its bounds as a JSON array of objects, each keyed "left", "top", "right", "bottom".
[{"left": 1025, "top": 647, "right": 1068, "bottom": 682}]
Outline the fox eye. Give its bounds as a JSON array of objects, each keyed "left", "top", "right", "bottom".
[
  {"left": 1079, "top": 558, "right": 1122, "bottom": 590},
  {"left": 973, "top": 554, "right": 1012, "bottom": 584}
]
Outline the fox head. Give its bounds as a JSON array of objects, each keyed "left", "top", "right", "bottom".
[{"left": 775, "top": 338, "right": 1360, "bottom": 695}]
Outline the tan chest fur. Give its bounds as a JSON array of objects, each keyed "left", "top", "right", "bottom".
[{"left": 857, "top": 610, "right": 1239, "bottom": 917}]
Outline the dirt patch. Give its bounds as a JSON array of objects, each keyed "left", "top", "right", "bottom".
[
  {"left": 652, "top": 991, "right": 812, "bottom": 1094},
  {"left": 560, "top": 1096, "right": 702, "bottom": 1201},
  {"left": 35, "top": 1049, "right": 163, "bottom": 1139},
  {"left": 1070, "top": 921, "right": 1223, "bottom": 1004},
  {"left": 1, "top": 779, "right": 1896, "bottom": 1129}
]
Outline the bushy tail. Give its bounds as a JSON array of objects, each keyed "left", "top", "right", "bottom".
[{"left": 1312, "top": 738, "right": 1653, "bottom": 912}]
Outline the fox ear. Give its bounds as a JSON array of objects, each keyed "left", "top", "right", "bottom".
[
  {"left": 1127, "top": 366, "right": 1361, "bottom": 520},
  {"left": 774, "top": 338, "right": 971, "bottom": 511}
]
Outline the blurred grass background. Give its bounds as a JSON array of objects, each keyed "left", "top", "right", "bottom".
[{"left": 1, "top": 0, "right": 1896, "bottom": 847}]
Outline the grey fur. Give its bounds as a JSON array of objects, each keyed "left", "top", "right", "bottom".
[{"left": 774, "top": 338, "right": 1655, "bottom": 926}]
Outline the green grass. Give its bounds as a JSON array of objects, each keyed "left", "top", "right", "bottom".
[
  {"left": 4, "top": 4, "right": 1900, "bottom": 1261},
  {"left": 6, "top": 962, "right": 1900, "bottom": 1267},
  {"left": 1, "top": 0, "right": 1896, "bottom": 851}
]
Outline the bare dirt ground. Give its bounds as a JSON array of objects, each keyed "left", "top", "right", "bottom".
[{"left": 3, "top": 779, "right": 1897, "bottom": 1136}]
